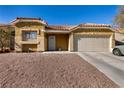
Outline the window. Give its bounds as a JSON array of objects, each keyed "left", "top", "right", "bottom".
[{"left": 22, "top": 31, "right": 37, "bottom": 41}]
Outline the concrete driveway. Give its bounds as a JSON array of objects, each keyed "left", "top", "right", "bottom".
[{"left": 78, "top": 52, "right": 124, "bottom": 87}]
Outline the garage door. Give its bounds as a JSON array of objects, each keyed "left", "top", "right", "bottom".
[{"left": 74, "top": 35, "right": 110, "bottom": 52}]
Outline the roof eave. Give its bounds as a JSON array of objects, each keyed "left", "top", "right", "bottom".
[{"left": 45, "top": 30, "right": 70, "bottom": 33}]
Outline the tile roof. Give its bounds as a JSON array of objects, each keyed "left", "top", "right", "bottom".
[
  {"left": 16, "top": 17, "right": 42, "bottom": 20},
  {"left": 46, "top": 23, "right": 112, "bottom": 32},
  {"left": 46, "top": 25, "right": 74, "bottom": 31},
  {"left": 2, "top": 17, "right": 113, "bottom": 31},
  {"left": 78, "top": 23, "right": 111, "bottom": 27},
  {"left": 10, "top": 17, "right": 112, "bottom": 31},
  {"left": 0, "top": 24, "right": 12, "bottom": 27},
  {"left": 69, "top": 23, "right": 112, "bottom": 31},
  {"left": 0, "top": 24, "right": 6, "bottom": 26},
  {"left": 11, "top": 17, "right": 47, "bottom": 25}
]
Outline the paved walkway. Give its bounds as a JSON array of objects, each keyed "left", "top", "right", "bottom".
[{"left": 78, "top": 52, "right": 124, "bottom": 87}]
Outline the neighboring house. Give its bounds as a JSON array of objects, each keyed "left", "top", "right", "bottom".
[
  {"left": 2, "top": 17, "right": 115, "bottom": 52},
  {"left": 114, "top": 28, "right": 124, "bottom": 45}
]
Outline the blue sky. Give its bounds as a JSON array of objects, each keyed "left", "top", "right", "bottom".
[{"left": 0, "top": 5, "right": 119, "bottom": 25}]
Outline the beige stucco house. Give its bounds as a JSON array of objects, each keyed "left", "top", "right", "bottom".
[{"left": 6, "top": 17, "right": 115, "bottom": 52}]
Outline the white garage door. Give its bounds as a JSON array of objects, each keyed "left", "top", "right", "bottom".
[{"left": 74, "top": 35, "right": 110, "bottom": 52}]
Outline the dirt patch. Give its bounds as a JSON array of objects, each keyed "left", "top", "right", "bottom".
[{"left": 0, "top": 53, "right": 119, "bottom": 88}]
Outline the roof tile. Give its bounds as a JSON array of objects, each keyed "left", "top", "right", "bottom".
[{"left": 46, "top": 25, "right": 73, "bottom": 31}]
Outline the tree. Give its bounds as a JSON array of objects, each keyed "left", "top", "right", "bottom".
[
  {"left": 0, "top": 29, "right": 7, "bottom": 51},
  {"left": 114, "top": 6, "right": 124, "bottom": 28},
  {"left": 0, "top": 29, "right": 14, "bottom": 52}
]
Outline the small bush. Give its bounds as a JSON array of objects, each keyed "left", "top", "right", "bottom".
[{"left": 0, "top": 49, "right": 10, "bottom": 53}]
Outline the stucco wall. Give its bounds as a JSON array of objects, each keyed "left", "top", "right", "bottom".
[
  {"left": 15, "top": 23, "right": 45, "bottom": 52},
  {"left": 115, "top": 32, "right": 124, "bottom": 44},
  {"left": 22, "top": 44, "right": 37, "bottom": 52}
]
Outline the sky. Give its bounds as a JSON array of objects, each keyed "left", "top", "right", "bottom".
[{"left": 0, "top": 5, "right": 119, "bottom": 25}]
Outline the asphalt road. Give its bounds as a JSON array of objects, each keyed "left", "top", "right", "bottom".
[{"left": 78, "top": 52, "right": 124, "bottom": 87}]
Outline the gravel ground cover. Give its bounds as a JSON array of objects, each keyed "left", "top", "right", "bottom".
[{"left": 0, "top": 53, "right": 119, "bottom": 88}]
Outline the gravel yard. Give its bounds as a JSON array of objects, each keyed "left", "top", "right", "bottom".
[{"left": 0, "top": 53, "right": 119, "bottom": 88}]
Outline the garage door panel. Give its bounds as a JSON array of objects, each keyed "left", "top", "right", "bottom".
[{"left": 74, "top": 35, "right": 110, "bottom": 52}]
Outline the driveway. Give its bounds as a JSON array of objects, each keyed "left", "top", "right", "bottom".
[
  {"left": 0, "top": 53, "right": 118, "bottom": 88},
  {"left": 78, "top": 52, "right": 124, "bottom": 87}
]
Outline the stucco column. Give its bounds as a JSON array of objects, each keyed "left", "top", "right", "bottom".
[
  {"left": 109, "top": 33, "right": 115, "bottom": 52},
  {"left": 69, "top": 32, "right": 74, "bottom": 51},
  {"left": 15, "top": 28, "right": 22, "bottom": 52},
  {"left": 37, "top": 31, "right": 45, "bottom": 51},
  {"left": 111, "top": 33, "right": 115, "bottom": 48}
]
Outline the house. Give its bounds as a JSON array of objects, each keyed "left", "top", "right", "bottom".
[
  {"left": 1, "top": 17, "right": 115, "bottom": 52},
  {"left": 114, "top": 28, "right": 124, "bottom": 45}
]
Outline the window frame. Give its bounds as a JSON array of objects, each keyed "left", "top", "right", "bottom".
[{"left": 22, "top": 31, "right": 37, "bottom": 41}]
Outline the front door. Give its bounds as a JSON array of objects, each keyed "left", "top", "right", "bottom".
[{"left": 48, "top": 36, "right": 56, "bottom": 51}]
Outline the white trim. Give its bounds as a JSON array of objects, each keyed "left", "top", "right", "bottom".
[{"left": 109, "top": 35, "right": 113, "bottom": 52}]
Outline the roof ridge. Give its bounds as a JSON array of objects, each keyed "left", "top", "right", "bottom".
[
  {"left": 48, "top": 25, "right": 72, "bottom": 26},
  {"left": 11, "top": 17, "right": 47, "bottom": 25},
  {"left": 78, "top": 23, "right": 111, "bottom": 27},
  {"left": 16, "top": 17, "right": 42, "bottom": 20}
]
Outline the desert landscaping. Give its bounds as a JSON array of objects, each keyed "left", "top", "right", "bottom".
[{"left": 0, "top": 53, "right": 119, "bottom": 88}]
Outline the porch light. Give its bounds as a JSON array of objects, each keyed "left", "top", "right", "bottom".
[
  {"left": 39, "top": 30, "right": 41, "bottom": 35},
  {"left": 38, "top": 41, "right": 40, "bottom": 45}
]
